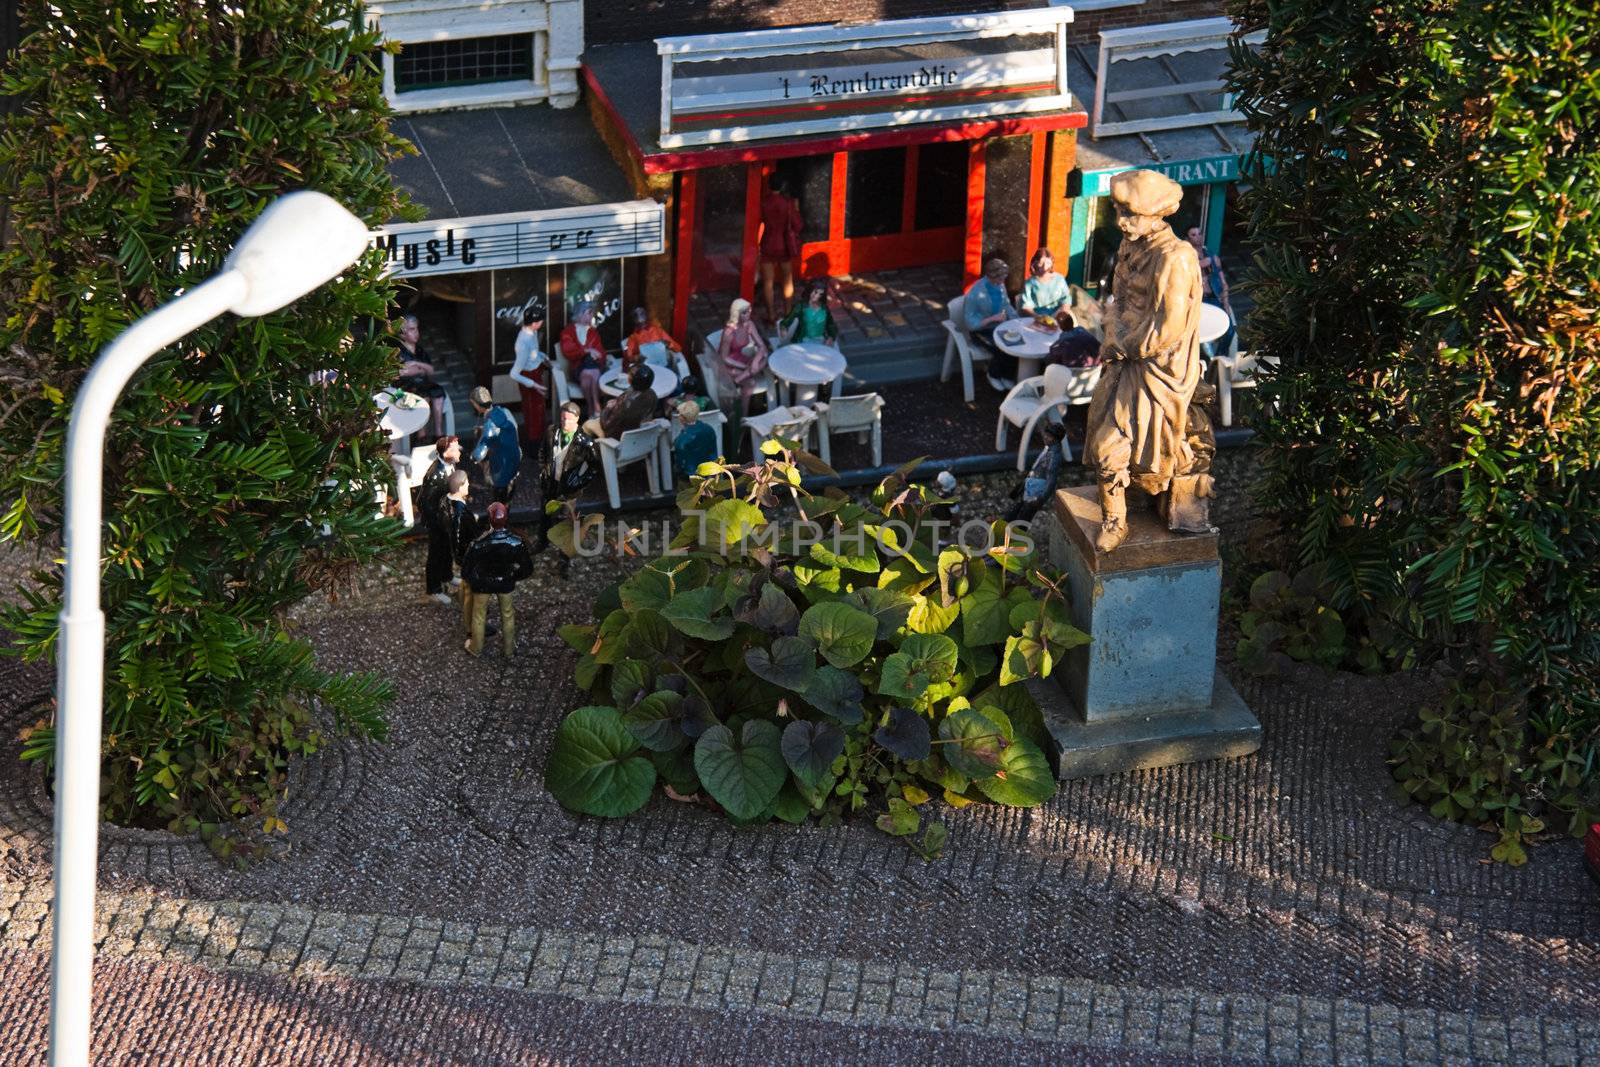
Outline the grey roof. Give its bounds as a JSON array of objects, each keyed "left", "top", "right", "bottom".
[
  {"left": 1066, "top": 42, "right": 1252, "bottom": 175},
  {"left": 388, "top": 103, "right": 636, "bottom": 223}
]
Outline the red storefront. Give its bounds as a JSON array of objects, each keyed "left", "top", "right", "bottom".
[{"left": 583, "top": 9, "right": 1087, "bottom": 356}]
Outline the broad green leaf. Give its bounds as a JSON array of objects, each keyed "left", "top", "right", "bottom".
[
  {"left": 591, "top": 611, "right": 632, "bottom": 665},
  {"left": 557, "top": 624, "right": 596, "bottom": 653},
  {"left": 662, "top": 586, "right": 736, "bottom": 641},
  {"left": 744, "top": 636, "right": 818, "bottom": 692},
  {"left": 875, "top": 797, "right": 920, "bottom": 837},
  {"left": 780, "top": 719, "right": 846, "bottom": 788},
  {"left": 898, "top": 633, "right": 959, "bottom": 683},
  {"left": 792, "top": 561, "right": 842, "bottom": 597},
  {"left": 620, "top": 558, "right": 706, "bottom": 613},
  {"left": 623, "top": 691, "right": 687, "bottom": 752},
  {"left": 906, "top": 594, "right": 960, "bottom": 635},
  {"left": 877, "top": 653, "right": 931, "bottom": 703},
  {"left": 610, "top": 659, "right": 652, "bottom": 709},
  {"left": 846, "top": 587, "right": 915, "bottom": 640},
  {"left": 804, "top": 666, "right": 866, "bottom": 725},
  {"left": 974, "top": 737, "right": 1056, "bottom": 807},
  {"left": 938, "top": 707, "right": 1009, "bottom": 779},
  {"left": 798, "top": 601, "right": 878, "bottom": 668},
  {"left": 704, "top": 498, "right": 767, "bottom": 546},
  {"left": 624, "top": 609, "right": 674, "bottom": 658},
  {"left": 774, "top": 782, "right": 812, "bottom": 824},
  {"left": 546, "top": 707, "right": 656, "bottom": 818},
  {"left": 738, "top": 582, "right": 800, "bottom": 635},
  {"left": 1001, "top": 634, "right": 1053, "bottom": 685},
  {"left": 873, "top": 706, "right": 931, "bottom": 761},
  {"left": 959, "top": 575, "right": 1012, "bottom": 646},
  {"left": 810, "top": 529, "right": 879, "bottom": 572},
  {"left": 937, "top": 548, "right": 972, "bottom": 605},
  {"left": 693, "top": 721, "right": 787, "bottom": 821}
]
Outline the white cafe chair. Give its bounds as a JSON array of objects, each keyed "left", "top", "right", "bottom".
[
  {"left": 637, "top": 339, "right": 693, "bottom": 381},
  {"left": 812, "top": 393, "right": 884, "bottom": 468},
  {"left": 996, "top": 363, "right": 1101, "bottom": 471},
  {"left": 596, "top": 418, "right": 673, "bottom": 509},
  {"left": 387, "top": 442, "right": 436, "bottom": 529},
  {"left": 702, "top": 329, "right": 779, "bottom": 412},
  {"left": 939, "top": 294, "right": 989, "bottom": 404},
  {"left": 1212, "top": 348, "right": 1278, "bottom": 427},
  {"left": 743, "top": 405, "right": 818, "bottom": 459}
]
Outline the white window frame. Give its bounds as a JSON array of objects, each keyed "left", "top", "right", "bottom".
[
  {"left": 1090, "top": 17, "right": 1265, "bottom": 138},
  {"left": 369, "top": 3, "right": 553, "bottom": 113}
]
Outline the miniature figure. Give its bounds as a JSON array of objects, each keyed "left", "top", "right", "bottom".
[{"left": 460, "top": 502, "right": 535, "bottom": 658}]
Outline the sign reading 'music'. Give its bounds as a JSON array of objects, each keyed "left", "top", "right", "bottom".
[
  {"left": 656, "top": 9, "right": 1075, "bottom": 149},
  {"left": 370, "top": 200, "right": 666, "bottom": 279}
]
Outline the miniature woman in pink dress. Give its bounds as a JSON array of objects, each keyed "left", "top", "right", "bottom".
[{"left": 717, "top": 298, "right": 769, "bottom": 415}]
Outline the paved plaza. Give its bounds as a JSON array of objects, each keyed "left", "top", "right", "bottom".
[{"left": 0, "top": 526, "right": 1596, "bottom": 1065}]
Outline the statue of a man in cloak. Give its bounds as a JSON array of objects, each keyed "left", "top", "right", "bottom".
[{"left": 1084, "top": 169, "right": 1214, "bottom": 552}]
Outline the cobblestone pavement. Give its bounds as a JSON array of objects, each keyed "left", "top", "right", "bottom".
[{"left": 1, "top": 528, "right": 1597, "bottom": 1063}]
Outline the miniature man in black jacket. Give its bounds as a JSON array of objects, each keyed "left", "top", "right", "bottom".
[
  {"left": 460, "top": 501, "right": 536, "bottom": 658},
  {"left": 419, "top": 434, "right": 462, "bottom": 605}
]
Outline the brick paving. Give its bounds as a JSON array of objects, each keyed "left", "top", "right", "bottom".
[{"left": 0, "top": 489, "right": 1596, "bottom": 1063}]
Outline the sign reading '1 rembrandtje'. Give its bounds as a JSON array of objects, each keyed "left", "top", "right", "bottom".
[
  {"left": 656, "top": 9, "right": 1075, "bottom": 149},
  {"left": 371, "top": 200, "right": 666, "bottom": 279}
]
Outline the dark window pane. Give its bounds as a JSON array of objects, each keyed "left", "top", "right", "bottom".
[
  {"left": 845, "top": 148, "right": 905, "bottom": 238},
  {"left": 914, "top": 142, "right": 967, "bottom": 231},
  {"left": 394, "top": 35, "right": 533, "bottom": 92}
]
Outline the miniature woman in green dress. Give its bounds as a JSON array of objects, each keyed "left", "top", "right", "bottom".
[{"left": 778, "top": 278, "right": 839, "bottom": 347}]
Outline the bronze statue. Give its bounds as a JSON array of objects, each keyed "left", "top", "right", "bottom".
[{"left": 1083, "top": 169, "right": 1215, "bottom": 552}]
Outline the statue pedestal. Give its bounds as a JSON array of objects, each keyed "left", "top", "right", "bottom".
[{"left": 1029, "top": 486, "right": 1261, "bottom": 779}]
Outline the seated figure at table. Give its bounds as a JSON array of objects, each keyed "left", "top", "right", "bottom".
[
  {"left": 393, "top": 313, "right": 448, "bottom": 437},
  {"left": 623, "top": 307, "right": 691, "bottom": 381},
  {"left": 583, "top": 364, "right": 656, "bottom": 441},
  {"left": 962, "top": 257, "right": 1021, "bottom": 392},
  {"left": 778, "top": 278, "right": 839, "bottom": 348},
  {"left": 717, "top": 297, "right": 770, "bottom": 416},
  {"left": 673, "top": 400, "right": 720, "bottom": 479},
  {"left": 559, "top": 301, "right": 608, "bottom": 416},
  {"left": 1019, "top": 247, "right": 1069, "bottom": 320}
]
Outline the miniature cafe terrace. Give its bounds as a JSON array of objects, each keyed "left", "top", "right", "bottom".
[{"left": 372, "top": 6, "right": 1261, "bottom": 508}]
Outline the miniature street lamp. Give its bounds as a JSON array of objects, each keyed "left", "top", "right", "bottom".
[{"left": 49, "top": 191, "right": 371, "bottom": 1067}]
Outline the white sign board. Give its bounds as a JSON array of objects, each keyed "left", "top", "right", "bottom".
[
  {"left": 371, "top": 200, "right": 666, "bottom": 278},
  {"left": 657, "top": 9, "right": 1075, "bottom": 149}
]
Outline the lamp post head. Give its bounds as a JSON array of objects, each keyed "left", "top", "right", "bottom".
[{"left": 223, "top": 190, "right": 370, "bottom": 317}]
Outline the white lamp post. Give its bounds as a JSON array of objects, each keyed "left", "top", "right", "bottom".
[{"left": 49, "top": 191, "right": 372, "bottom": 1067}]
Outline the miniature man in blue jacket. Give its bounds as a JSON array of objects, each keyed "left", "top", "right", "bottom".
[{"left": 469, "top": 385, "right": 522, "bottom": 505}]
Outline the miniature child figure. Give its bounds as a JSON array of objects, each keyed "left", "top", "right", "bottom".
[
  {"left": 1007, "top": 421, "right": 1067, "bottom": 524},
  {"left": 460, "top": 502, "right": 535, "bottom": 658}
]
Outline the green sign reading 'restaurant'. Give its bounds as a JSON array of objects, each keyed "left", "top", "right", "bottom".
[{"left": 1080, "top": 155, "right": 1241, "bottom": 198}]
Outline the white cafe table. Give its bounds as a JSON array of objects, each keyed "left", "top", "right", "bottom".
[
  {"left": 1198, "top": 302, "right": 1232, "bottom": 346},
  {"left": 769, "top": 341, "right": 847, "bottom": 405},
  {"left": 993, "top": 317, "right": 1060, "bottom": 382},
  {"left": 375, "top": 390, "right": 430, "bottom": 441},
  {"left": 599, "top": 363, "right": 679, "bottom": 399}
]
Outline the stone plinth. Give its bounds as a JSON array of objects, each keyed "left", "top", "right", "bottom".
[{"left": 1035, "top": 486, "right": 1261, "bottom": 779}]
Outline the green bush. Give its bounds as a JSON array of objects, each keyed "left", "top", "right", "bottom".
[
  {"left": 1228, "top": 0, "right": 1600, "bottom": 855},
  {"left": 1235, "top": 565, "right": 1415, "bottom": 677},
  {"left": 547, "top": 446, "right": 1085, "bottom": 854},
  {"left": 0, "top": 1, "right": 414, "bottom": 861}
]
